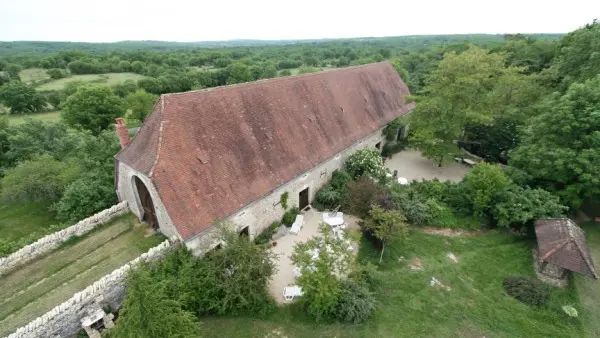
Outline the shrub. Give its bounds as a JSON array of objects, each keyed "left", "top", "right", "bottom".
[
  {"left": 348, "top": 262, "right": 381, "bottom": 291},
  {"left": 330, "top": 170, "right": 352, "bottom": 191},
  {"left": 492, "top": 185, "right": 568, "bottom": 230},
  {"left": 313, "top": 184, "right": 341, "bottom": 210},
  {"left": 334, "top": 279, "right": 376, "bottom": 324},
  {"left": 462, "top": 163, "right": 512, "bottom": 216},
  {"left": 280, "top": 192, "right": 289, "bottom": 209},
  {"left": 282, "top": 206, "right": 300, "bottom": 226},
  {"left": 383, "top": 117, "right": 406, "bottom": 141},
  {"left": 503, "top": 276, "right": 551, "bottom": 306},
  {"left": 398, "top": 195, "right": 432, "bottom": 225},
  {"left": 345, "top": 148, "right": 386, "bottom": 179},
  {"left": 381, "top": 140, "right": 407, "bottom": 158},
  {"left": 343, "top": 178, "right": 380, "bottom": 218},
  {"left": 53, "top": 174, "right": 116, "bottom": 223}
]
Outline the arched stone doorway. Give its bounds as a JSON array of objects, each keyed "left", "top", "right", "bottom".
[{"left": 133, "top": 176, "right": 159, "bottom": 230}]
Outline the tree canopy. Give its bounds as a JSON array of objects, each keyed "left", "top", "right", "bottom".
[{"left": 61, "top": 85, "right": 123, "bottom": 134}]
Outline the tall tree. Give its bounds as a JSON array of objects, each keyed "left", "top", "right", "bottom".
[
  {"left": 109, "top": 264, "right": 199, "bottom": 338},
  {"left": 124, "top": 89, "right": 158, "bottom": 122},
  {"left": 408, "top": 46, "right": 530, "bottom": 165},
  {"left": 61, "top": 85, "right": 123, "bottom": 134},
  {"left": 362, "top": 205, "right": 408, "bottom": 263},
  {"left": 510, "top": 76, "right": 600, "bottom": 208},
  {"left": 0, "top": 81, "right": 45, "bottom": 114}
]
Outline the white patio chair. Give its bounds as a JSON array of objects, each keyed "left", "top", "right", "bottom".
[
  {"left": 283, "top": 285, "right": 303, "bottom": 301},
  {"left": 289, "top": 214, "right": 305, "bottom": 235}
]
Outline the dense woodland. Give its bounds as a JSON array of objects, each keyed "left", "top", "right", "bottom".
[{"left": 0, "top": 22, "right": 598, "bottom": 254}]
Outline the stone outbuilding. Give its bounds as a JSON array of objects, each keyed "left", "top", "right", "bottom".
[
  {"left": 114, "top": 62, "right": 413, "bottom": 254},
  {"left": 533, "top": 218, "right": 598, "bottom": 286}
]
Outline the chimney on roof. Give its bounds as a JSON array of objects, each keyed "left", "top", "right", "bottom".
[{"left": 115, "top": 118, "right": 130, "bottom": 149}]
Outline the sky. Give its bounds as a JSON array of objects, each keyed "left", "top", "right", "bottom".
[{"left": 0, "top": 0, "right": 599, "bottom": 42}]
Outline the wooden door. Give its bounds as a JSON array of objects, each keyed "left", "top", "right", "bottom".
[
  {"left": 299, "top": 187, "right": 309, "bottom": 210},
  {"left": 134, "top": 176, "right": 159, "bottom": 230}
]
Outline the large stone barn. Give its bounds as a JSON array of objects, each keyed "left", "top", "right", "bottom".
[{"left": 114, "top": 61, "right": 414, "bottom": 254}]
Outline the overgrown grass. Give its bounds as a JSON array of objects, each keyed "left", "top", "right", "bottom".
[
  {"left": 18, "top": 68, "right": 49, "bottom": 83},
  {"left": 6, "top": 110, "right": 61, "bottom": 124},
  {"left": 198, "top": 229, "right": 581, "bottom": 337},
  {"left": 0, "top": 213, "right": 164, "bottom": 337},
  {"left": 574, "top": 222, "right": 600, "bottom": 337},
  {"left": 0, "top": 202, "right": 61, "bottom": 256},
  {"left": 36, "top": 73, "right": 147, "bottom": 91}
]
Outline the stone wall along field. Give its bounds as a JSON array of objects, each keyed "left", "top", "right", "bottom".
[
  {"left": 6, "top": 239, "right": 172, "bottom": 338},
  {"left": 0, "top": 201, "right": 129, "bottom": 276}
]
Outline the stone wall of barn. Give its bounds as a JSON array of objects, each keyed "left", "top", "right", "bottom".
[
  {"left": 116, "top": 162, "right": 181, "bottom": 241},
  {"left": 184, "top": 127, "right": 386, "bottom": 254}
]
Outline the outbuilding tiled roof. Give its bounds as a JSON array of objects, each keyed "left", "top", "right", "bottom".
[
  {"left": 535, "top": 218, "right": 598, "bottom": 278},
  {"left": 116, "top": 62, "right": 414, "bottom": 240}
]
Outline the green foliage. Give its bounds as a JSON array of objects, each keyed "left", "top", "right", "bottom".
[
  {"left": 462, "top": 163, "right": 512, "bottom": 216},
  {"left": 61, "top": 85, "right": 123, "bottom": 134},
  {"left": 124, "top": 89, "right": 157, "bottom": 122},
  {"left": 503, "top": 276, "right": 551, "bottom": 306},
  {"left": 345, "top": 148, "right": 386, "bottom": 179},
  {"left": 313, "top": 184, "right": 341, "bottom": 211},
  {"left": 509, "top": 76, "right": 600, "bottom": 208},
  {"left": 46, "top": 68, "right": 67, "bottom": 79},
  {"left": 409, "top": 46, "right": 532, "bottom": 165},
  {"left": 492, "top": 185, "right": 567, "bottom": 229},
  {"left": 291, "top": 226, "right": 353, "bottom": 321},
  {"left": 343, "top": 177, "right": 381, "bottom": 218},
  {"left": 0, "top": 81, "right": 45, "bottom": 114},
  {"left": 254, "top": 221, "right": 280, "bottom": 245},
  {"left": 280, "top": 191, "right": 289, "bottom": 210},
  {"left": 331, "top": 170, "right": 352, "bottom": 190},
  {"left": 381, "top": 139, "right": 408, "bottom": 158},
  {"left": 108, "top": 264, "right": 200, "bottom": 338},
  {"left": 383, "top": 117, "right": 406, "bottom": 141},
  {"left": 362, "top": 205, "right": 408, "bottom": 262},
  {"left": 1, "top": 154, "right": 81, "bottom": 202},
  {"left": 281, "top": 206, "right": 300, "bottom": 226},
  {"left": 52, "top": 175, "right": 116, "bottom": 223},
  {"left": 554, "top": 20, "right": 600, "bottom": 89},
  {"left": 334, "top": 279, "right": 376, "bottom": 323}
]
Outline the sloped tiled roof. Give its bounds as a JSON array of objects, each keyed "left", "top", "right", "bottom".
[
  {"left": 535, "top": 218, "right": 598, "bottom": 278},
  {"left": 116, "top": 62, "right": 414, "bottom": 240}
]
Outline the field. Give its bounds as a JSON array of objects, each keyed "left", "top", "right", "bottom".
[
  {"left": 6, "top": 110, "right": 61, "bottom": 124},
  {"left": 36, "top": 73, "right": 147, "bottom": 91},
  {"left": 0, "top": 202, "right": 58, "bottom": 254},
  {"left": 0, "top": 214, "right": 164, "bottom": 337},
  {"left": 18, "top": 68, "right": 50, "bottom": 84},
  {"left": 574, "top": 222, "right": 600, "bottom": 337},
  {"left": 198, "top": 229, "right": 581, "bottom": 337}
]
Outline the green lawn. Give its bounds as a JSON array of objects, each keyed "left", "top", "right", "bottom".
[
  {"left": 18, "top": 68, "right": 50, "bottom": 84},
  {"left": 0, "top": 202, "right": 59, "bottom": 254},
  {"left": 574, "top": 222, "right": 600, "bottom": 337},
  {"left": 0, "top": 214, "right": 164, "bottom": 337},
  {"left": 36, "top": 73, "right": 147, "bottom": 91},
  {"left": 198, "top": 229, "right": 582, "bottom": 337},
  {"left": 6, "top": 110, "right": 61, "bottom": 124}
]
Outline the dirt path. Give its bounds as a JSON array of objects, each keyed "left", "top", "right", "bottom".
[
  {"left": 0, "top": 214, "right": 162, "bottom": 337},
  {"left": 385, "top": 150, "right": 470, "bottom": 182},
  {"left": 575, "top": 222, "right": 600, "bottom": 337}
]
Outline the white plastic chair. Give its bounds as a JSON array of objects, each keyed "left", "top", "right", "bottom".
[
  {"left": 283, "top": 285, "right": 303, "bottom": 301},
  {"left": 289, "top": 214, "right": 304, "bottom": 234}
]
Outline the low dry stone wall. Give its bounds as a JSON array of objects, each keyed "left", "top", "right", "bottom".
[
  {"left": 0, "top": 201, "right": 129, "bottom": 275},
  {"left": 6, "top": 239, "right": 172, "bottom": 338}
]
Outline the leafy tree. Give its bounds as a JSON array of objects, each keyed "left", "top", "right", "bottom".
[
  {"left": 362, "top": 205, "right": 408, "bottom": 263},
  {"left": 45, "top": 91, "right": 61, "bottom": 109},
  {"left": 0, "top": 81, "right": 45, "bottom": 114},
  {"left": 46, "top": 68, "right": 67, "bottom": 79},
  {"left": 291, "top": 226, "right": 352, "bottom": 321},
  {"left": 4, "top": 119, "right": 79, "bottom": 166},
  {"left": 61, "top": 85, "right": 123, "bottom": 134},
  {"left": 108, "top": 264, "right": 199, "bottom": 338},
  {"left": 343, "top": 177, "right": 381, "bottom": 218},
  {"left": 112, "top": 79, "right": 138, "bottom": 97},
  {"left": 553, "top": 20, "right": 600, "bottom": 89},
  {"left": 137, "top": 77, "right": 163, "bottom": 95},
  {"left": 124, "top": 89, "right": 158, "bottom": 122},
  {"left": 53, "top": 175, "right": 116, "bottom": 223},
  {"left": 390, "top": 58, "right": 409, "bottom": 81},
  {"left": 334, "top": 279, "right": 376, "bottom": 324},
  {"left": 226, "top": 63, "right": 253, "bottom": 84},
  {"left": 462, "top": 163, "right": 512, "bottom": 216},
  {"left": 408, "top": 47, "right": 525, "bottom": 165},
  {"left": 510, "top": 76, "right": 600, "bottom": 207},
  {"left": 492, "top": 185, "right": 567, "bottom": 230},
  {"left": 0, "top": 154, "right": 81, "bottom": 202}
]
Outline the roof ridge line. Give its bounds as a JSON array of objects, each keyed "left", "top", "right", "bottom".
[
  {"left": 163, "top": 61, "right": 392, "bottom": 98},
  {"left": 568, "top": 220, "right": 599, "bottom": 278},
  {"left": 148, "top": 97, "right": 166, "bottom": 178}
]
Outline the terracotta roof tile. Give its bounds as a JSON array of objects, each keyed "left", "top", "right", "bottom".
[
  {"left": 535, "top": 218, "right": 598, "bottom": 278},
  {"left": 116, "top": 62, "right": 414, "bottom": 239}
]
